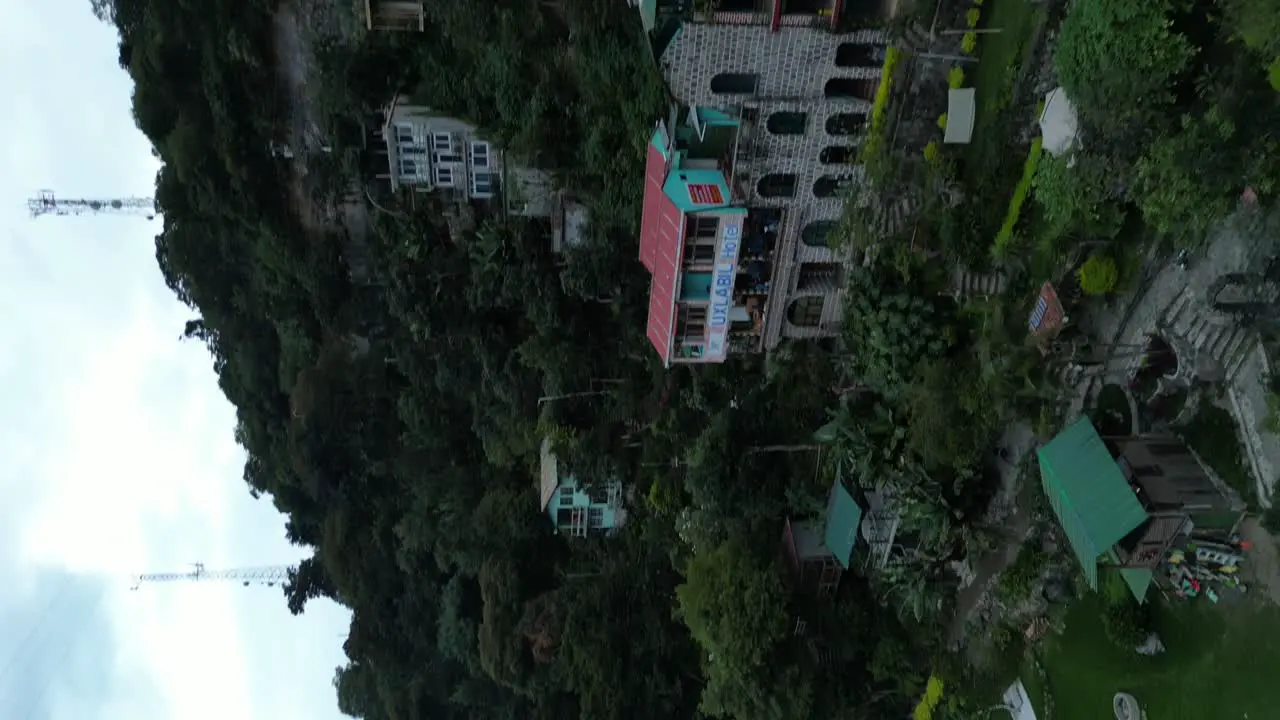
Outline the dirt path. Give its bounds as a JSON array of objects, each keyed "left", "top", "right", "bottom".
[
  {"left": 947, "top": 423, "right": 1037, "bottom": 647},
  {"left": 1240, "top": 517, "right": 1280, "bottom": 605},
  {"left": 948, "top": 502, "right": 1033, "bottom": 647}
]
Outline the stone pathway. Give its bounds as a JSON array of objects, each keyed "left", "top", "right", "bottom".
[
  {"left": 1240, "top": 517, "right": 1280, "bottom": 606},
  {"left": 1070, "top": 210, "right": 1280, "bottom": 502}
]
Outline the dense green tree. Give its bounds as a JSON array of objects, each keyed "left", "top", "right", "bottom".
[
  {"left": 839, "top": 259, "right": 957, "bottom": 401},
  {"left": 676, "top": 534, "right": 805, "bottom": 719},
  {"left": 1054, "top": 0, "right": 1194, "bottom": 142}
]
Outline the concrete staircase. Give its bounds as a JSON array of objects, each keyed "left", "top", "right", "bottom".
[
  {"left": 949, "top": 266, "right": 1008, "bottom": 300},
  {"left": 875, "top": 195, "right": 917, "bottom": 237},
  {"left": 1159, "top": 288, "right": 1258, "bottom": 383}
]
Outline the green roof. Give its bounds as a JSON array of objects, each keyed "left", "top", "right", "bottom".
[
  {"left": 824, "top": 481, "right": 864, "bottom": 569},
  {"left": 1037, "top": 417, "right": 1149, "bottom": 590},
  {"left": 1119, "top": 568, "right": 1154, "bottom": 604},
  {"left": 638, "top": 0, "right": 657, "bottom": 31}
]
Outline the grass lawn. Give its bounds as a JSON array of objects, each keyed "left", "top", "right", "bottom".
[
  {"left": 962, "top": 0, "right": 1041, "bottom": 175},
  {"left": 1028, "top": 592, "right": 1280, "bottom": 718}
]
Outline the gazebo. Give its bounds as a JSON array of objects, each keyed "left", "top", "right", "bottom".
[{"left": 1039, "top": 88, "right": 1080, "bottom": 156}]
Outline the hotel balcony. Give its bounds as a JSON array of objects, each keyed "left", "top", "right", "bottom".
[{"left": 673, "top": 106, "right": 761, "bottom": 206}]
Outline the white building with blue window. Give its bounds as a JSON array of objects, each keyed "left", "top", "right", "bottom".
[{"left": 369, "top": 95, "right": 588, "bottom": 248}]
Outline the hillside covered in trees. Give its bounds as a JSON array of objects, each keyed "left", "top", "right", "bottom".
[{"left": 95, "top": 0, "right": 949, "bottom": 717}]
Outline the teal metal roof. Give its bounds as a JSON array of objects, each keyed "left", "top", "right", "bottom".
[
  {"left": 638, "top": 0, "right": 658, "bottom": 31},
  {"left": 824, "top": 481, "right": 864, "bottom": 569},
  {"left": 1119, "top": 568, "right": 1153, "bottom": 604},
  {"left": 1037, "top": 417, "right": 1149, "bottom": 590}
]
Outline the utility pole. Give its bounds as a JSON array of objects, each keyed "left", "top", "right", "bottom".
[
  {"left": 27, "top": 190, "right": 157, "bottom": 220},
  {"left": 130, "top": 563, "right": 293, "bottom": 591},
  {"left": 536, "top": 379, "right": 625, "bottom": 408}
]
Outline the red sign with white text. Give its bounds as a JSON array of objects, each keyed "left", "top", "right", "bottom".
[{"left": 687, "top": 183, "right": 724, "bottom": 206}]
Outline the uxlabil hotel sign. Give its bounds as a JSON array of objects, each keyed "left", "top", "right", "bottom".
[{"left": 705, "top": 218, "right": 743, "bottom": 360}]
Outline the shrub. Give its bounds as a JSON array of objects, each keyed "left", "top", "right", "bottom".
[
  {"left": 1032, "top": 152, "right": 1125, "bottom": 241},
  {"left": 961, "top": 32, "right": 977, "bottom": 54},
  {"left": 1000, "top": 548, "right": 1049, "bottom": 600},
  {"left": 992, "top": 137, "right": 1044, "bottom": 258},
  {"left": 1101, "top": 589, "right": 1153, "bottom": 651},
  {"left": 966, "top": 8, "right": 980, "bottom": 28},
  {"left": 1269, "top": 56, "right": 1280, "bottom": 91},
  {"left": 936, "top": 113, "right": 948, "bottom": 130},
  {"left": 1077, "top": 254, "right": 1119, "bottom": 295},
  {"left": 913, "top": 675, "right": 945, "bottom": 720},
  {"left": 1232, "top": 0, "right": 1280, "bottom": 55},
  {"left": 869, "top": 47, "right": 903, "bottom": 132},
  {"left": 924, "top": 141, "right": 941, "bottom": 165},
  {"left": 859, "top": 48, "right": 902, "bottom": 179},
  {"left": 947, "top": 66, "right": 965, "bottom": 89}
]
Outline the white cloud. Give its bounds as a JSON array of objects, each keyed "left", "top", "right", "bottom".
[{"left": 0, "top": 1, "right": 352, "bottom": 719}]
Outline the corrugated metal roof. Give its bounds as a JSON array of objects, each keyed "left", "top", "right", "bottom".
[
  {"left": 637, "top": 0, "right": 658, "bottom": 32},
  {"left": 824, "top": 481, "right": 864, "bottom": 569},
  {"left": 640, "top": 137, "right": 684, "bottom": 365},
  {"left": 1037, "top": 417, "right": 1149, "bottom": 590},
  {"left": 539, "top": 438, "right": 560, "bottom": 511}
]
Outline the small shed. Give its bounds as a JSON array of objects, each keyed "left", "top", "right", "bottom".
[
  {"left": 1036, "top": 417, "right": 1149, "bottom": 592},
  {"left": 824, "top": 481, "right": 864, "bottom": 569},
  {"left": 782, "top": 480, "right": 864, "bottom": 596},
  {"left": 943, "top": 89, "right": 976, "bottom": 145}
]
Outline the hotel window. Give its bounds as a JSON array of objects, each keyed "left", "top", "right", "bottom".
[
  {"left": 470, "top": 141, "right": 491, "bottom": 169},
  {"left": 588, "top": 507, "right": 605, "bottom": 529},
  {"left": 677, "top": 305, "right": 708, "bottom": 341},
  {"left": 710, "top": 73, "right": 759, "bottom": 95},
  {"left": 433, "top": 166, "right": 455, "bottom": 187},
  {"left": 683, "top": 217, "right": 719, "bottom": 265},
  {"left": 688, "top": 216, "right": 719, "bottom": 239},
  {"left": 394, "top": 124, "right": 415, "bottom": 145},
  {"left": 471, "top": 172, "right": 495, "bottom": 198},
  {"left": 559, "top": 486, "right": 574, "bottom": 504},
  {"left": 431, "top": 132, "right": 453, "bottom": 152},
  {"left": 397, "top": 159, "right": 420, "bottom": 179}
]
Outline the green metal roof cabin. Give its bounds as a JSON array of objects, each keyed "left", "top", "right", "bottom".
[
  {"left": 1036, "top": 417, "right": 1150, "bottom": 594},
  {"left": 824, "top": 480, "right": 863, "bottom": 569}
]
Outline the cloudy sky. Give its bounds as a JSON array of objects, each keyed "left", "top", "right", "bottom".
[{"left": 0, "top": 2, "right": 352, "bottom": 719}]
